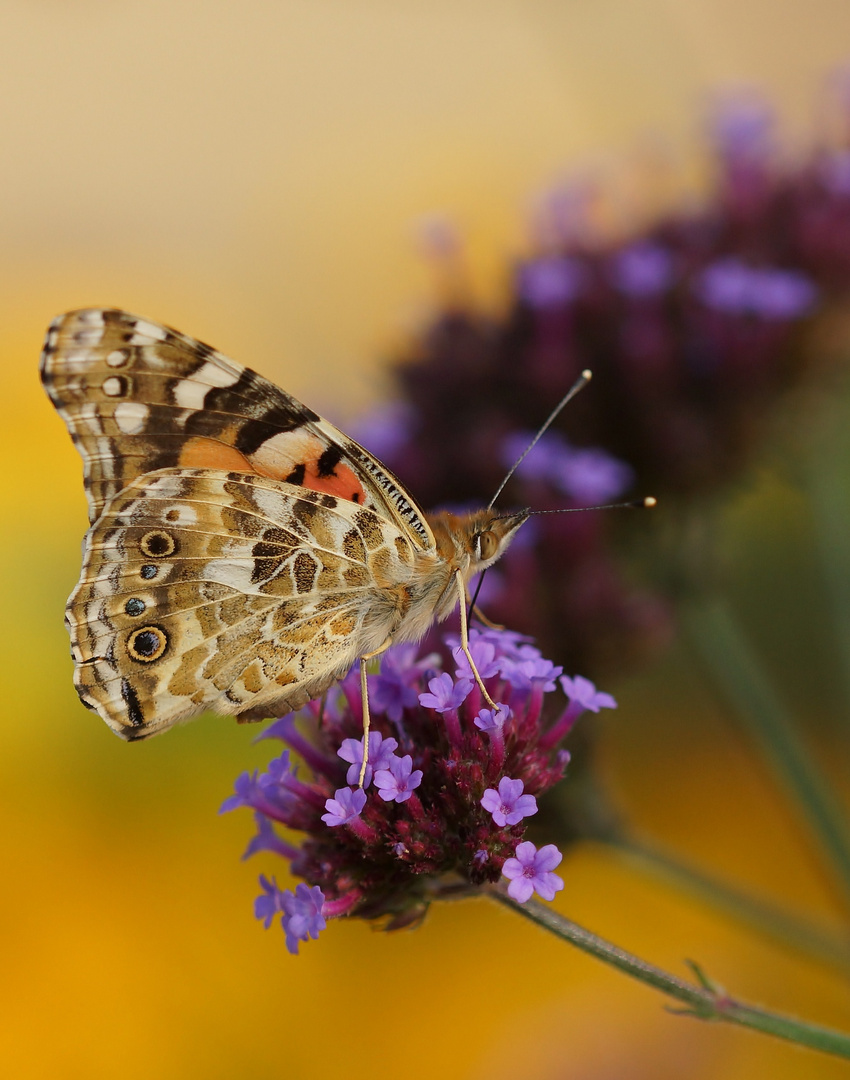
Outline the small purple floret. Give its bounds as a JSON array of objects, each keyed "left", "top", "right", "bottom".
[
  {"left": 321, "top": 786, "right": 367, "bottom": 826},
  {"left": 338, "top": 731, "right": 399, "bottom": 787},
  {"left": 418, "top": 672, "right": 473, "bottom": 712},
  {"left": 474, "top": 704, "right": 511, "bottom": 732},
  {"left": 560, "top": 675, "right": 617, "bottom": 712},
  {"left": 453, "top": 639, "right": 500, "bottom": 682},
  {"left": 374, "top": 755, "right": 423, "bottom": 803},
  {"left": 502, "top": 841, "right": 565, "bottom": 903},
  {"left": 281, "top": 882, "right": 326, "bottom": 955},
  {"left": 501, "top": 655, "right": 563, "bottom": 693},
  {"left": 255, "top": 874, "right": 287, "bottom": 928},
  {"left": 481, "top": 776, "right": 538, "bottom": 827}
]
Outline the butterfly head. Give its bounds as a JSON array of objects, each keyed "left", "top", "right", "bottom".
[{"left": 428, "top": 507, "right": 530, "bottom": 578}]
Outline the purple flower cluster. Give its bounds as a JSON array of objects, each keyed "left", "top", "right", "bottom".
[
  {"left": 222, "top": 627, "right": 616, "bottom": 952},
  {"left": 365, "top": 79, "right": 850, "bottom": 678}
]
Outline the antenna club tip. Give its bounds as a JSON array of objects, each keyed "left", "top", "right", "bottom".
[
  {"left": 581, "top": 369, "right": 593, "bottom": 381},
  {"left": 643, "top": 496, "right": 657, "bottom": 508}
]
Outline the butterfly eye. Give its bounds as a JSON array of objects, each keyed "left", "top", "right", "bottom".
[{"left": 476, "top": 531, "right": 499, "bottom": 562}]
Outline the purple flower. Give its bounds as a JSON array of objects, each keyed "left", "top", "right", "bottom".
[
  {"left": 321, "top": 786, "right": 367, "bottom": 827},
  {"left": 481, "top": 777, "right": 538, "bottom": 827},
  {"left": 501, "top": 429, "right": 574, "bottom": 486},
  {"left": 226, "top": 627, "right": 593, "bottom": 950},
  {"left": 708, "top": 91, "right": 776, "bottom": 166},
  {"left": 281, "top": 883, "right": 326, "bottom": 955},
  {"left": 370, "top": 643, "right": 439, "bottom": 721},
  {"left": 243, "top": 813, "right": 299, "bottom": 861},
  {"left": 696, "top": 259, "right": 817, "bottom": 320},
  {"left": 220, "top": 751, "right": 302, "bottom": 821},
  {"left": 560, "top": 675, "right": 617, "bottom": 712},
  {"left": 418, "top": 672, "right": 473, "bottom": 712},
  {"left": 255, "top": 874, "right": 287, "bottom": 928},
  {"left": 517, "top": 256, "right": 584, "bottom": 309},
  {"left": 611, "top": 242, "right": 673, "bottom": 298},
  {"left": 474, "top": 705, "right": 511, "bottom": 732},
  {"left": 556, "top": 447, "right": 634, "bottom": 504},
  {"left": 374, "top": 755, "right": 423, "bottom": 803},
  {"left": 501, "top": 655, "right": 563, "bottom": 693},
  {"left": 453, "top": 639, "right": 500, "bottom": 682},
  {"left": 502, "top": 841, "right": 565, "bottom": 903},
  {"left": 337, "top": 731, "right": 399, "bottom": 787}
]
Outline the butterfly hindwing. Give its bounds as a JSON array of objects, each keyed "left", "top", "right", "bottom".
[
  {"left": 41, "top": 308, "right": 434, "bottom": 551},
  {"left": 68, "top": 468, "right": 418, "bottom": 738}
]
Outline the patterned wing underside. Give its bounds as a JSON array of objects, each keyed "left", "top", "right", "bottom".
[
  {"left": 68, "top": 469, "right": 417, "bottom": 739},
  {"left": 41, "top": 308, "right": 434, "bottom": 551}
]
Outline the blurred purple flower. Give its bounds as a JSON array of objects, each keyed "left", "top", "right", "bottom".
[
  {"left": 518, "top": 256, "right": 585, "bottom": 309},
  {"left": 696, "top": 259, "right": 818, "bottom": 319},
  {"left": 612, "top": 242, "right": 673, "bottom": 297},
  {"left": 281, "top": 883, "right": 327, "bottom": 955}
]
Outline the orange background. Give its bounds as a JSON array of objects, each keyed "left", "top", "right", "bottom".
[{"left": 2, "top": 3, "right": 849, "bottom": 1078}]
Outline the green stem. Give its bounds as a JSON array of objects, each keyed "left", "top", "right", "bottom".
[
  {"left": 604, "top": 834, "right": 850, "bottom": 973},
  {"left": 804, "top": 454, "right": 850, "bottom": 732},
  {"left": 683, "top": 598, "right": 850, "bottom": 909},
  {"left": 490, "top": 884, "right": 850, "bottom": 1059}
]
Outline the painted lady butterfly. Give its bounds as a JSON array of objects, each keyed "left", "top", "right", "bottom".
[{"left": 41, "top": 309, "right": 526, "bottom": 748}]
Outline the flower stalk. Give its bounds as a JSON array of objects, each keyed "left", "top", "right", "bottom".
[{"left": 490, "top": 883, "right": 850, "bottom": 1060}]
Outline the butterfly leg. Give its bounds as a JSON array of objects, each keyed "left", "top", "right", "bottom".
[
  {"left": 358, "top": 639, "right": 393, "bottom": 787},
  {"left": 456, "top": 570, "right": 499, "bottom": 710}
]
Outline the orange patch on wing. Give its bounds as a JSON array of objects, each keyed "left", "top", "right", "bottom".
[
  {"left": 178, "top": 437, "right": 255, "bottom": 472},
  {"left": 303, "top": 461, "right": 367, "bottom": 504}
]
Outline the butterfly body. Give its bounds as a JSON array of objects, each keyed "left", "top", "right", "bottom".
[{"left": 42, "top": 309, "right": 526, "bottom": 740}]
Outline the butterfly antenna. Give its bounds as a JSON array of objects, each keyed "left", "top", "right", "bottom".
[
  {"left": 529, "top": 497, "right": 658, "bottom": 515},
  {"left": 487, "top": 369, "right": 592, "bottom": 510}
]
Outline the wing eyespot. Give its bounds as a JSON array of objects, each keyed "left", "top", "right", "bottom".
[
  {"left": 126, "top": 626, "right": 169, "bottom": 663},
  {"left": 139, "top": 530, "right": 177, "bottom": 558}
]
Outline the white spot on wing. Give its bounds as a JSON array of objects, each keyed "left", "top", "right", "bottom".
[
  {"left": 251, "top": 485, "right": 290, "bottom": 523},
  {"left": 106, "top": 350, "right": 129, "bottom": 368},
  {"left": 114, "top": 402, "right": 149, "bottom": 434},
  {"left": 102, "top": 377, "right": 123, "bottom": 397},
  {"left": 129, "top": 320, "right": 168, "bottom": 343},
  {"left": 173, "top": 362, "right": 241, "bottom": 409},
  {"left": 203, "top": 559, "right": 257, "bottom": 593},
  {"left": 73, "top": 328, "right": 104, "bottom": 346}
]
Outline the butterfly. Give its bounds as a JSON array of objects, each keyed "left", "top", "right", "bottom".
[{"left": 41, "top": 308, "right": 528, "bottom": 751}]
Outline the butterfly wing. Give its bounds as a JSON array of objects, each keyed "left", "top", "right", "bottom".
[
  {"left": 41, "top": 308, "right": 434, "bottom": 551},
  {"left": 69, "top": 468, "right": 418, "bottom": 739}
]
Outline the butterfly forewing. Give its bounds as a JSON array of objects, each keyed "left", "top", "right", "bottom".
[{"left": 41, "top": 308, "right": 434, "bottom": 551}]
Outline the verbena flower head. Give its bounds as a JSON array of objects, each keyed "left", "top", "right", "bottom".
[
  {"left": 364, "top": 74, "right": 850, "bottom": 679},
  {"left": 222, "top": 627, "right": 613, "bottom": 950}
]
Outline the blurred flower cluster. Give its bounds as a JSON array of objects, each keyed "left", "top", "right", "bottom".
[
  {"left": 222, "top": 627, "right": 615, "bottom": 953},
  {"left": 356, "top": 78, "right": 850, "bottom": 677}
]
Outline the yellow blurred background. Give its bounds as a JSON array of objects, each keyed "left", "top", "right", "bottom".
[{"left": 3, "top": 2, "right": 850, "bottom": 1077}]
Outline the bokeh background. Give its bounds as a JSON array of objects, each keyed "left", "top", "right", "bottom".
[{"left": 3, "top": 2, "right": 850, "bottom": 1077}]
